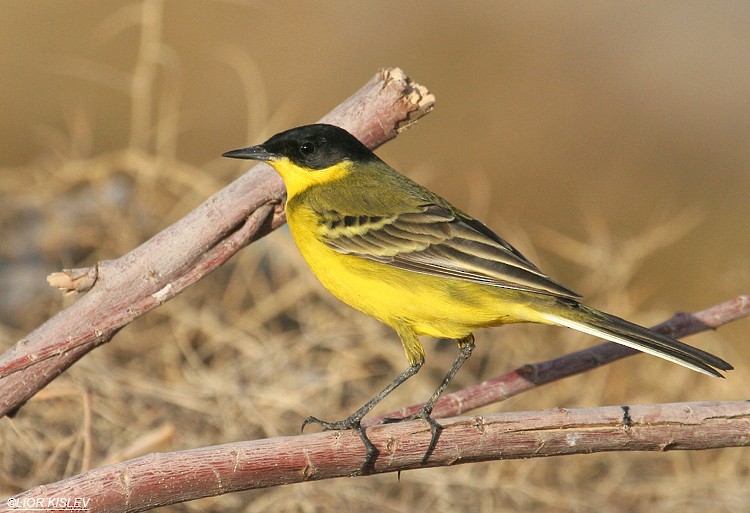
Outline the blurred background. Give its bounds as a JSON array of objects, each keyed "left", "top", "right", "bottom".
[{"left": 1, "top": 1, "right": 748, "bottom": 511}]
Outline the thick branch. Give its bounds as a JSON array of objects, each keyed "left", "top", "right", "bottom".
[
  {"left": 367, "top": 294, "right": 749, "bottom": 425},
  {"left": 3, "top": 401, "right": 748, "bottom": 512},
  {"left": 0, "top": 68, "right": 435, "bottom": 418}
]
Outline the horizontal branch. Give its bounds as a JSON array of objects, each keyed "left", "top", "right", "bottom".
[
  {"left": 366, "top": 294, "right": 749, "bottom": 425},
  {"left": 4, "top": 401, "right": 747, "bottom": 512},
  {"left": 0, "top": 68, "right": 435, "bottom": 418}
]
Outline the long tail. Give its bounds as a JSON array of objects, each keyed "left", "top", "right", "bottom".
[{"left": 537, "top": 302, "right": 733, "bottom": 377}]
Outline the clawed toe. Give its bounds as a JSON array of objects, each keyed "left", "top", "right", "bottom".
[
  {"left": 377, "top": 407, "right": 444, "bottom": 464},
  {"left": 301, "top": 415, "right": 355, "bottom": 432},
  {"left": 381, "top": 414, "right": 414, "bottom": 425},
  {"left": 300, "top": 414, "right": 378, "bottom": 474}
]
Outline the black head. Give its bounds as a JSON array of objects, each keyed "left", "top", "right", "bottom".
[{"left": 223, "top": 124, "right": 377, "bottom": 170}]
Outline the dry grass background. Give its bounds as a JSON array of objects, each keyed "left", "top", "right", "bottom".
[{"left": 1, "top": 1, "right": 748, "bottom": 511}]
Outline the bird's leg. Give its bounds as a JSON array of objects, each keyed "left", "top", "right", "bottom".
[
  {"left": 302, "top": 357, "right": 424, "bottom": 473},
  {"left": 383, "top": 334, "right": 475, "bottom": 463}
]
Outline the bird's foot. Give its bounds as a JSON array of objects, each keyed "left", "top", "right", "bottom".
[
  {"left": 381, "top": 405, "right": 443, "bottom": 464},
  {"left": 302, "top": 414, "right": 378, "bottom": 474}
]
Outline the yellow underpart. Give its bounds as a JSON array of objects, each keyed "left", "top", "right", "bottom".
[
  {"left": 265, "top": 157, "right": 556, "bottom": 366},
  {"left": 283, "top": 200, "right": 554, "bottom": 366}
]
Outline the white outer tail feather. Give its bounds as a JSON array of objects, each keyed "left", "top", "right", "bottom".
[{"left": 539, "top": 312, "right": 718, "bottom": 377}]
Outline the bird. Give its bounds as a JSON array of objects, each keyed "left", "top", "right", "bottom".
[{"left": 222, "top": 123, "right": 732, "bottom": 470}]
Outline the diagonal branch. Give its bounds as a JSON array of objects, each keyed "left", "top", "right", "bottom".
[
  {"left": 0, "top": 68, "right": 436, "bottom": 418},
  {"left": 4, "top": 401, "right": 748, "bottom": 513}
]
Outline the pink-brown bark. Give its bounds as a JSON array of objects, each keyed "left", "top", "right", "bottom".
[{"left": 3, "top": 401, "right": 747, "bottom": 513}]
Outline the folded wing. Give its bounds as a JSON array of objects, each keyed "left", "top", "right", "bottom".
[{"left": 319, "top": 203, "right": 580, "bottom": 299}]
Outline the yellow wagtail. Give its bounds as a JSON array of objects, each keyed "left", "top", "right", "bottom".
[{"left": 223, "top": 123, "right": 732, "bottom": 469}]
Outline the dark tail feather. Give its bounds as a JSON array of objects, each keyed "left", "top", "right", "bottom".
[{"left": 539, "top": 303, "right": 733, "bottom": 377}]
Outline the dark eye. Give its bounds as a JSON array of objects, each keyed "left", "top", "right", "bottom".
[{"left": 300, "top": 142, "right": 315, "bottom": 155}]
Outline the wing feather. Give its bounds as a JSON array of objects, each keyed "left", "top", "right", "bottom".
[{"left": 318, "top": 203, "right": 580, "bottom": 299}]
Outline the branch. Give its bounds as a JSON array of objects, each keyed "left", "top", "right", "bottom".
[
  {"left": 0, "top": 68, "right": 436, "bottom": 418},
  {"left": 4, "top": 401, "right": 748, "bottom": 512},
  {"left": 366, "top": 294, "right": 749, "bottom": 425}
]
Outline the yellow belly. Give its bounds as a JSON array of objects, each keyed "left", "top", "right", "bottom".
[{"left": 286, "top": 206, "right": 549, "bottom": 340}]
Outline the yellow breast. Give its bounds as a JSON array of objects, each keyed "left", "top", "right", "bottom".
[{"left": 284, "top": 203, "right": 544, "bottom": 340}]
